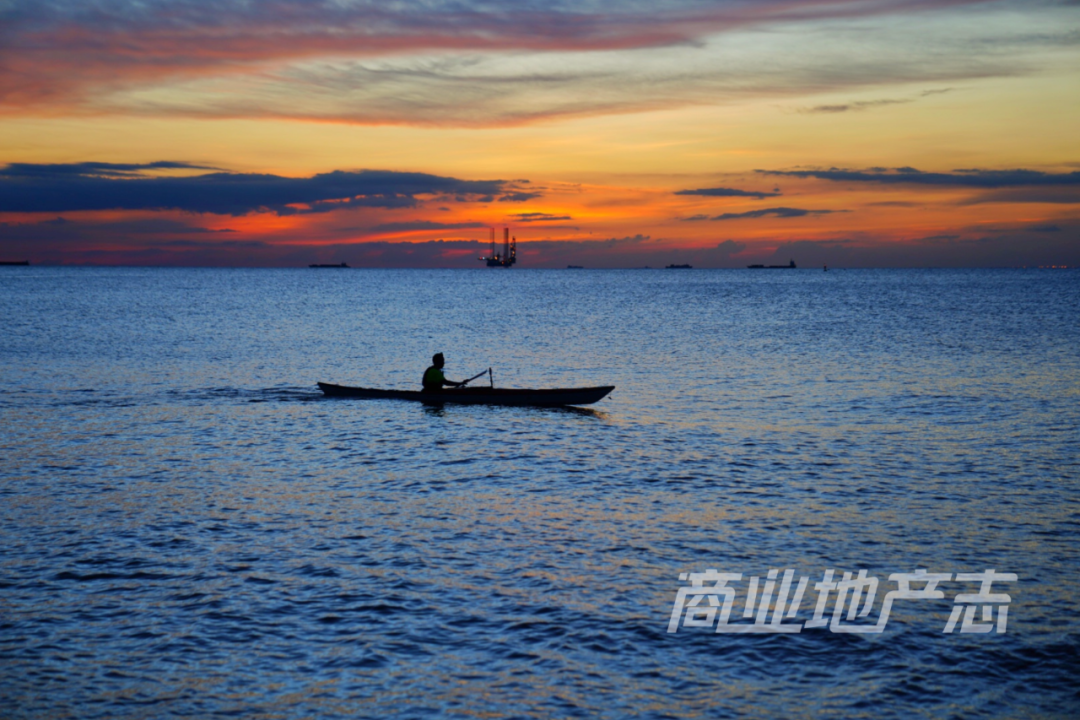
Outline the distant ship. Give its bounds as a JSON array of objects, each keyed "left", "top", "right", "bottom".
[
  {"left": 309, "top": 262, "right": 349, "bottom": 268},
  {"left": 480, "top": 228, "right": 516, "bottom": 267},
  {"left": 748, "top": 260, "right": 797, "bottom": 269},
  {"left": 666, "top": 264, "right": 692, "bottom": 269},
  {"left": 0, "top": 260, "right": 29, "bottom": 266},
  {"left": 567, "top": 265, "right": 584, "bottom": 269}
]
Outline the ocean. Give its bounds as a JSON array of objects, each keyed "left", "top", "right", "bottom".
[{"left": 2, "top": 266, "right": 1078, "bottom": 718}]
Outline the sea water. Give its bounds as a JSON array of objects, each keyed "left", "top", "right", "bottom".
[{"left": 1, "top": 267, "right": 1078, "bottom": 718}]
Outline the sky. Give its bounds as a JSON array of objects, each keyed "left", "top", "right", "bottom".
[{"left": 1, "top": 0, "right": 1078, "bottom": 267}]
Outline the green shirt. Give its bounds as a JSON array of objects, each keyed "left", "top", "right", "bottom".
[{"left": 422, "top": 366, "right": 445, "bottom": 390}]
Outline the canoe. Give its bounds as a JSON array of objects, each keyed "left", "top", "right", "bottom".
[{"left": 317, "top": 382, "right": 614, "bottom": 407}]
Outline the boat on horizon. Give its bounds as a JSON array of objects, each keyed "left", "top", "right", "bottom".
[
  {"left": 310, "top": 262, "right": 349, "bottom": 268},
  {"left": 666, "top": 264, "right": 692, "bottom": 269},
  {"left": 748, "top": 260, "right": 797, "bottom": 269},
  {"left": 317, "top": 382, "right": 613, "bottom": 407}
]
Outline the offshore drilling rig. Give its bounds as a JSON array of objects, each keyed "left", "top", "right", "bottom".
[{"left": 480, "top": 227, "right": 517, "bottom": 267}]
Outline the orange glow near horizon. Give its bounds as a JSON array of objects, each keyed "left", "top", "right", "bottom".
[{"left": 1, "top": 3, "right": 1078, "bottom": 267}]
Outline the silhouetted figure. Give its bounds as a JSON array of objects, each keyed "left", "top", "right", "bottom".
[{"left": 422, "top": 353, "right": 465, "bottom": 391}]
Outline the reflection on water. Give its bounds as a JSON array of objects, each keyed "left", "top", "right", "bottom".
[{"left": 1, "top": 267, "right": 1078, "bottom": 718}]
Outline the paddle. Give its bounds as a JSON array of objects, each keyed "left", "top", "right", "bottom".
[{"left": 459, "top": 368, "right": 490, "bottom": 387}]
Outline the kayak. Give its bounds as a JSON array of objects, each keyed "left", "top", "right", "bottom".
[{"left": 317, "top": 382, "right": 614, "bottom": 407}]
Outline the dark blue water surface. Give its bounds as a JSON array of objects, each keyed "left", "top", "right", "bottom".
[{"left": 2, "top": 267, "right": 1078, "bottom": 719}]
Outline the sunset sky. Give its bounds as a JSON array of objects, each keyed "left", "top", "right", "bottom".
[{"left": 2, "top": 0, "right": 1078, "bottom": 267}]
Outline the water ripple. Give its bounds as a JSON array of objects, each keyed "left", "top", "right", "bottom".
[{"left": 1, "top": 268, "right": 1078, "bottom": 719}]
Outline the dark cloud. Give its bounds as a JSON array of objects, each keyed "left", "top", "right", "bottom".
[
  {"left": 0, "top": 161, "right": 221, "bottom": 178},
  {"left": 498, "top": 192, "right": 543, "bottom": 202},
  {"left": 800, "top": 98, "right": 911, "bottom": 113},
  {"left": 796, "top": 89, "right": 954, "bottom": 114},
  {"left": 601, "top": 234, "right": 650, "bottom": 246},
  {"left": 708, "top": 207, "right": 837, "bottom": 221},
  {"left": 675, "top": 187, "right": 781, "bottom": 199},
  {"left": 960, "top": 188, "right": 1080, "bottom": 204},
  {"left": 760, "top": 167, "right": 1080, "bottom": 188},
  {"left": 509, "top": 213, "right": 573, "bottom": 222},
  {"left": 0, "top": 216, "right": 238, "bottom": 245},
  {"left": 0, "top": 163, "right": 515, "bottom": 216},
  {"left": 371, "top": 221, "right": 487, "bottom": 232}
]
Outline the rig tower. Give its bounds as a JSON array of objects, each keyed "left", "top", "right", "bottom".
[{"left": 480, "top": 227, "right": 517, "bottom": 267}]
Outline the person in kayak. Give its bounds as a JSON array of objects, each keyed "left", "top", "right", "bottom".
[{"left": 422, "top": 353, "right": 466, "bottom": 391}]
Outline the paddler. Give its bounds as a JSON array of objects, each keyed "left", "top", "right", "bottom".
[{"left": 422, "top": 353, "right": 466, "bottom": 391}]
